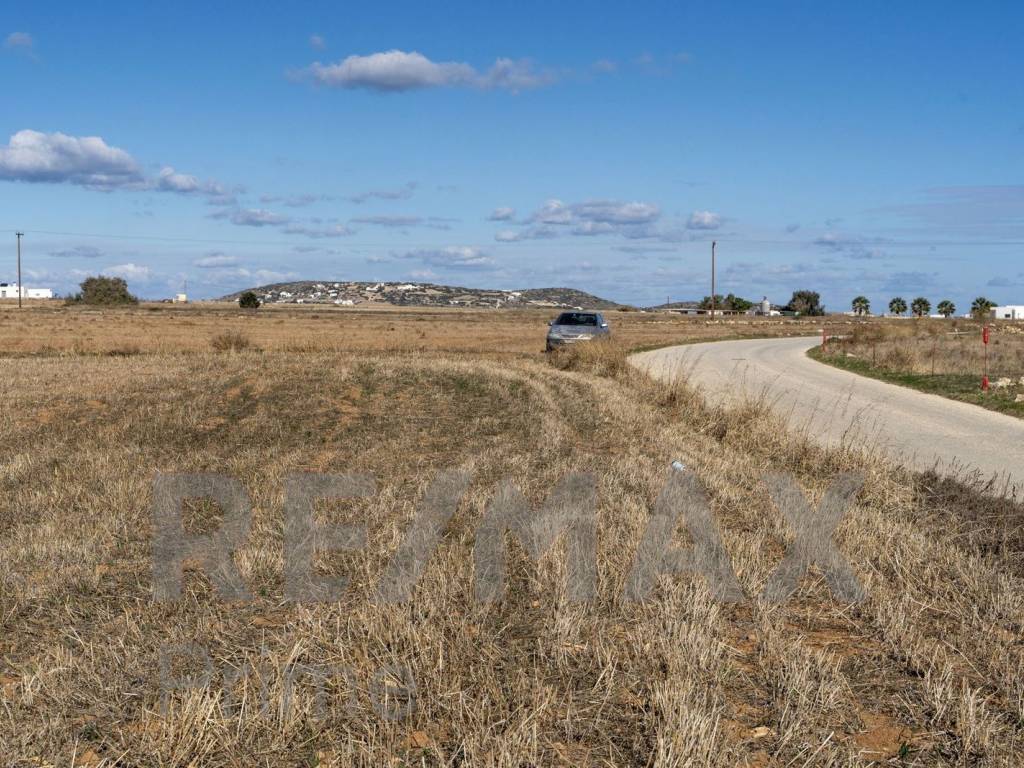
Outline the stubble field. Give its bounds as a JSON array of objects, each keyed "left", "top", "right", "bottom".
[{"left": 1, "top": 303, "right": 1022, "bottom": 766}]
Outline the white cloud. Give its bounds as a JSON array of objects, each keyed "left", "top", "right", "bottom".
[
  {"left": 494, "top": 225, "right": 558, "bottom": 242},
  {"left": 488, "top": 206, "right": 516, "bottom": 221},
  {"left": 572, "top": 200, "right": 660, "bottom": 225},
  {"left": 204, "top": 267, "right": 299, "bottom": 286},
  {"left": 686, "top": 210, "right": 722, "bottom": 230},
  {"left": 531, "top": 199, "right": 574, "bottom": 224},
  {"left": 49, "top": 245, "right": 103, "bottom": 259},
  {"left": 813, "top": 232, "right": 888, "bottom": 260},
  {"left": 282, "top": 223, "right": 354, "bottom": 238},
  {"left": 351, "top": 215, "right": 422, "bottom": 227},
  {"left": 309, "top": 34, "right": 326, "bottom": 51},
  {"left": 4, "top": 32, "right": 33, "bottom": 52},
  {"left": 102, "top": 263, "right": 152, "bottom": 281},
  {"left": 497, "top": 198, "right": 661, "bottom": 241},
  {"left": 572, "top": 221, "right": 616, "bottom": 236},
  {"left": 211, "top": 208, "right": 291, "bottom": 227},
  {"left": 304, "top": 50, "right": 552, "bottom": 92},
  {"left": 347, "top": 181, "right": 417, "bottom": 203},
  {"left": 0, "top": 130, "right": 238, "bottom": 204},
  {"left": 194, "top": 253, "right": 240, "bottom": 268},
  {"left": 156, "top": 166, "right": 231, "bottom": 202},
  {"left": 260, "top": 192, "right": 324, "bottom": 207},
  {"left": 401, "top": 246, "right": 494, "bottom": 268},
  {"left": 482, "top": 58, "right": 553, "bottom": 91},
  {"left": 0, "top": 129, "right": 142, "bottom": 189},
  {"left": 592, "top": 59, "right": 617, "bottom": 73}
]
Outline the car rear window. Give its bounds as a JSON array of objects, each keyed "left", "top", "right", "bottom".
[{"left": 555, "top": 313, "right": 598, "bottom": 326}]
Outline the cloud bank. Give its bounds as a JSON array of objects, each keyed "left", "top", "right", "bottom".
[
  {"left": 0, "top": 129, "right": 142, "bottom": 189},
  {"left": 305, "top": 50, "right": 553, "bottom": 92},
  {"left": 0, "top": 130, "right": 232, "bottom": 204},
  {"left": 495, "top": 198, "right": 661, "bottom": 241}
]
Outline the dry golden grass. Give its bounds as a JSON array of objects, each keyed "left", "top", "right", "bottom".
[
  {"left": 817, "top": 319, "right": 1024, "bottom": 417},
  {"left": 828, "top": 319, "right": 1024, "bottom": 377},
  {"left": 0, "top": 301, "right": 828, "bottom": 358},
  {"left": 1, "top": 307, "right": 1023, "bottom": 765}
]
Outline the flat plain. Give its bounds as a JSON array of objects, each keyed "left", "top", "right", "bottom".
[{"left": 1, "top": 303, "right": 1022, "bottom": 766}]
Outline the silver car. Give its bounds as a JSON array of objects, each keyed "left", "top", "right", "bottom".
[{"left": 546, "top": 311, "right": 610, "bottom": 351}]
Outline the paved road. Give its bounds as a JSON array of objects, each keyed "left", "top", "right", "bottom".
[{"left": 633, "top": 336, "right": 1024, "bottom": 494}]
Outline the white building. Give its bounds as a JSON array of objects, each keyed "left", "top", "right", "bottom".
[
  {"left": 0, "top": 282, "right": 53, "bottom": 299},
  {"left": 992, "top": 305, "right": 1024, "bottom": 320}
]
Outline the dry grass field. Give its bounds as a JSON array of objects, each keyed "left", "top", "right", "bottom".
[
  {"left": 815, "top": 320, "right": 1024, "bottom": 417},
  {"left": 0, "top": 301, "right": 820, "bottom": 357},
  {"left": 1, "top": 305, "right": 1023, "bottom": 766}
]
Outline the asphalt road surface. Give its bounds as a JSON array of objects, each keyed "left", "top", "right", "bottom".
[{"left": 633, "top": 336, "right": 1024, "bottom": 495}]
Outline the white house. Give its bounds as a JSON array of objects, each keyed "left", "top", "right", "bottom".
[
  {"left": 991, "top": 305, "right": 1024, "bottom": 320},
  {"left": 0, "top": 282, "right": 53, "bottom": 299}
]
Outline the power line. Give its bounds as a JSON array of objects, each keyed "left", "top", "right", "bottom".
[{"left": 2, "top": 227, "right": 1023, "bottom": 250}]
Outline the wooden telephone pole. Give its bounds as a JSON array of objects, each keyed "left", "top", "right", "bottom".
[
  {"left": 710, "top": 240, "right": 716, "bottom": 319},
  {"left": 16, "top": 232, "right": 24, "bottom": 309}
]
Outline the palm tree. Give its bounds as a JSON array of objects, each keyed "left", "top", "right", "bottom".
[
  {"left": 936, "top": 299, "right": 956, "bottom": 318},
  {"left": 971, "top": 296, "right": 994, "bottom": 320},
  {"left": 889, "top": 297, "right": 907, "bottom": 316},
  {"left": 851, "top": 296, "right": 870, "bottom": 316},
  {"left": 911, "top": 297, "right": 931, "bottom": 317}
]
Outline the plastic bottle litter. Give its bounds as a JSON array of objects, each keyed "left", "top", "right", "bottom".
[{"left": 670, "top": 460, "right": 686, "bottom": 472}]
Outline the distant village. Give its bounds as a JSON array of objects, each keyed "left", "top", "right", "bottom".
[{"left": 220, "top": 281, "right": 623, "bottom": 310}]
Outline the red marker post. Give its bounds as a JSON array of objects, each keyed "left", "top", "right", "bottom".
[{"left": 981, "top": 325, "right": 990, "bottom": 391}]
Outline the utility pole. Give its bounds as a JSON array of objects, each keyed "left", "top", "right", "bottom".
[
  {"left": 16, "top": 232, "right": 24, "bottom": 309},
  {"left": 710, "top": 240, "right": 716, "bottom": 319}
]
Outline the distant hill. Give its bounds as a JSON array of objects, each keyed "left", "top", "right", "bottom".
[{"left": 219, "top": 281, "right": 626, "bottom": 309}]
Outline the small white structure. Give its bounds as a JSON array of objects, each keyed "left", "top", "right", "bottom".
[
  {"left": 173, "top": 293, "right": 188, "bottom": 304},
  {"left": 0, "top": 282, "right": 53, "bottom": 299},
  {"left": 992, "top": 305, "right": 1024, "bottom": 320},
  {"left": 746, "top": 297, "right": 781, "bottom": 317}
]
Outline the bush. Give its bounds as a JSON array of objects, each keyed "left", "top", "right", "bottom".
[
  {"left": 66, "top": 276, "right": 138, "bottom": 306},
  {"left": 238, "top": 291, "right": 261, "bottom": 309},
  {"left": 210, "top": 330, "right": 254, "bottom": 352}
]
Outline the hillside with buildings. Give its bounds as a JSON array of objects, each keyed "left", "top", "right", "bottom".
[{"left": 219, "top": 281, "right": 625, "bottom": 309}]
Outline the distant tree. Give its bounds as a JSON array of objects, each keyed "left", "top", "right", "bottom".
[
  {"left": 785, "top": 290, "right": 824, "bottom": 316},
  {"left": 66, "top": 276, "right": 138, "bottom": 306},
  {"left": 889, "top": 297, "right": 907, "bottom": 316},
  {"left": 911, "top": 297, "right": 931, "bottom": 317},
  {"left": 851, "top": 296, "right": 870, "bottom": 316},
  {"left": 724, "top": 293, "right": 754, "bottom": 312},
  {"left": 936, "top": 299, "right": 956, "bottom": 318},
  {"left": 699, "top": 293, "right": 755, "bottom": 312},
  {"left": 238, "top": 291, "right": 261, "bottom": 309},
  {"left": 971, "top": 296, "right": 995, "bottom": 319}
]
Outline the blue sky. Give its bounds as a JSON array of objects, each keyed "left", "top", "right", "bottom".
[{"left": 1, "top": 0, "right": 1022, "bottom": 309}]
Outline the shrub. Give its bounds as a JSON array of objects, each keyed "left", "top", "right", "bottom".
[
  {"left": 238, "top": 291, "right": 261, "bottom": 309},
  {"left": 210, "top": 330, "right": 253, "bottom": 352},
  {"left": 66, "top": 276, "right": 138, "bottom": 306}
]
